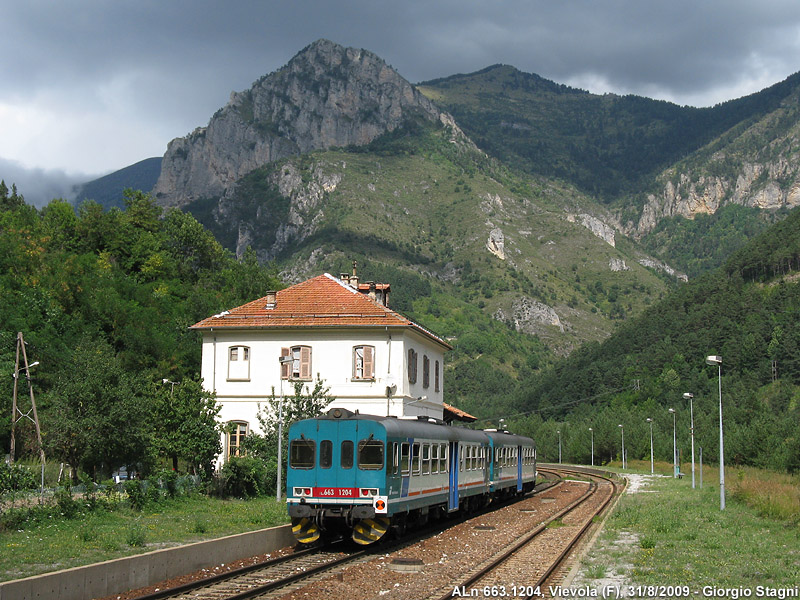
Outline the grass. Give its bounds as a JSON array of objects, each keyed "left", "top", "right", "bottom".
[
  {"left": 0, "top": 495, "right": 288, "bottom": 582},
  {"left": 577, "top": 463, "right": 800, "bottom": 589}
]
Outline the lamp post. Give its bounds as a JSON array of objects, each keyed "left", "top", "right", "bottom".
[
  {"left": 557, "top": 429, "right": 562, "bottom": 464},
  {"left": 684, "top": 392, "right": 696, "bottom": 489},
  {"left": 589, "top": 427, "right": 594, "bottom": 467},
  {"left": 646, "top": 418, "right": 654, "bottom": 475},
  {"left": 618, "top": 424, "right": 625, "bottom": 469},
  {"left": 276, "top": 355, "right": 294, "bottom": 503},
  {"left": 668, "top": 408, "right": 677, "bottom": 478},
  {"left": 162, "top": 378, "right": 178, "bottom": 395},
  {"left": 706, "top": 355, "right": 725, "bottom": 510}
]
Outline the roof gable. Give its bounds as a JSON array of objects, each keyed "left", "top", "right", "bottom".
[{"left": 191, "top": 273, "right": 451, "bottom": 349}]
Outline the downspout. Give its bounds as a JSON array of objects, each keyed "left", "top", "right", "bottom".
[{"left": 211, "top": 328, "right": 217, "bottom": 392}]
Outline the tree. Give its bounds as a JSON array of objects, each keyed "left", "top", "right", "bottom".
[
  {"left": 45, "top": 337, "right": 153, "bottom": 482},
  {"left": 153, "top": 376, "right": 221, "bottom": 475},
  {"left": 241, "top": 376, "right": 334, "bottom": 495}
]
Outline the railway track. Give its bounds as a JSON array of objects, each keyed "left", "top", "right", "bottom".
[
  {"left": 125, "top": 475, "right": 560, "bottom": 600},
  {"left": 119, "top": 468, "right": 615, "bottom": 600},
  {"left": 431, "top": 467, "right": 621, "bottom": 600}
]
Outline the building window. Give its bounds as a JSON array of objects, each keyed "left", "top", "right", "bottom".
[
  {"left": 227, "top": 346, "right": 250, "bottom": 381},
  {"left": 422, "top": 355, "right": 430, "bottom": 389},
  {"left": 407, "top": 348, "right": 417, "bottom": 384},
  {"left": 434, "top": 360, "right": 440, "bottom": 392},
  {"left": 353, "top": 345, "right": 375, "bottom": 380},
  {"left": 226, "top": 421, "right": 248, "bottom": 459},
  {"left": 281, "top": 346, "right": 311, "bottom": 380}
]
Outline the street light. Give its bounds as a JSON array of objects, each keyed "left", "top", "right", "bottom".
[
  {"left": 684, "top": 392, "right": 696, "bottom": 489},
  {"left": 646, "top": 418, "right": 654, "bottom": 475},
  {"left": 668, "top": 408, "right": 677, "bottom": 478},
  {"left": 277, "top": 355, "right": 295, "bottom": 503},
  {"left": 706, "top": 355, "right": 725, "bottom": 510},
  {"left": 162, "top": 378, "right": 178, "bottom": 395},
  {"left": 588, "top": 427, "right": 594, "bottom": 467},
  {"left": 618, "top": 424, "right": 625, "bottom": 469},
  {"left": 557, "top": 429, "right": 562, "bottom": 464}
]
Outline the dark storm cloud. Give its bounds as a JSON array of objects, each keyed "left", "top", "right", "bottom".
[{"left": 2, "top": 0, "right": 800, "bottom": 193}]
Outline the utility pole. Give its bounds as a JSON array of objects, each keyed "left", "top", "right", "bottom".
[{"left": 10, "top": 332, "right": 46, "bottom": 495}]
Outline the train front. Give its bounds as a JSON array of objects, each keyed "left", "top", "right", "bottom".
[{"left": 286, "top": 408, "right": 390, "bottom": 545}]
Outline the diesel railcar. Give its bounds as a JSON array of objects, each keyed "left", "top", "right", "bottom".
[{"left": 286, "top": 408, "right": 536, "bottom": 545}]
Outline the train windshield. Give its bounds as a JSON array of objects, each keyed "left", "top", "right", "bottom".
[
  {"left": 357, "top": 439, "right": 384, "bottom": 470},
  {"left": 289, "top": 439, "right": 316, "bottom": 469}
]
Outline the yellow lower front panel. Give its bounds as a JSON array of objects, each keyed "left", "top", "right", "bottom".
[
  {"left": 291, "top": 517, "right": 321, "bottom": 544},
  {"left": 351, "top": 516, "right": 391, "bottom": 545}
]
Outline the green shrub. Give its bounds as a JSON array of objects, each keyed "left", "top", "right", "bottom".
[
  {"left": 217, "top": 456, "right": 269, "bottom": 498},
  {"left": 55, "top": 486, "right": 81, "bottom": 518},
  {"left": 0, "top": 463, "right": 38, "bottom": 494},
  {"left": 125, "top": 523, "right": 146, "bottom": 547},
  {"left": 124, "top": 480, "right": 147, "bottom": 511}
]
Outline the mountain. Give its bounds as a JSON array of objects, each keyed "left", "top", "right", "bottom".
[
  {"left": 506, "top": 206, "right": 800, "bottom": 472},
  {"left": 153, "top": 39, "right": 468, "bottom": 208},
  {"left": 72, "top": 157, "right": 162, "bottom": 209},
  {"left": 419, "top": 66, "right": 800, "bottom": 273},
  {"left": 147, "top": 40, "right": 677, "bottom": 371}
]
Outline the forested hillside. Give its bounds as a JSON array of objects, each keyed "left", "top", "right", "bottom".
[
  {"left": 507, "top": 207, "right": 800, "bottom": 472},
  {"left": 0, "top": 185, "right": 281, "bottom": 477}
]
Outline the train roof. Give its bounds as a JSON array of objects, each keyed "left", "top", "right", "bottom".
[{"left": 291, "top": 409, "right": 532, "bottom": 445}]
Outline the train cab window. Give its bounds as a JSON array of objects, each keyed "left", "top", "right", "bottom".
[
  {"left": 400, "top": 442, "right": 410, "bottom": 475},
  {"left": 289, "top": 439, "right": 315, "bottom": 469},
  {"left": 439, "top": 444, "right": 448, "bottom": 473},
  {"left": 357, "top": 439, "right": 384, "bottom": 470},
  {"left": 412, "top": 442, "right": 421, "bottom": 475},
  {"left": 320, "top": 440, "right": 333, "bottom": 469},
  {"left": 422, "top": 444, "right": 431, "bottom": 475},
  {"left": 341, "top": 441, "right": 354, "bottom": 469}
]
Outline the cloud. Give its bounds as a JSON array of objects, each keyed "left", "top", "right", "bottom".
[
  {"left": 1, "top": 1, "right": 800, "bottom": 174},
  {"left": 0, "top": 157, "right": 102, "bottom": 208}
]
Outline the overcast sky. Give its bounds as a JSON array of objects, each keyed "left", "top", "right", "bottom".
[{"left": 3, "top": 1, "right": 800, "bottom": 205}]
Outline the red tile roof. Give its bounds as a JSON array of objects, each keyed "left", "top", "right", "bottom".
[
  {"left": 191, "top": 274, "right": 451, "bottom": 349},
  {"left": 442, "top": 402, "right": 477, "bottom": 423}
]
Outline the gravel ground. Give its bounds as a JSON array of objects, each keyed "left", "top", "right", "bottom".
[{"left": 98, "top": 475, "right": 618, "bottom": 600}]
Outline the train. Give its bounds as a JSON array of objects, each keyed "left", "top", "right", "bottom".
[{"left": 286, "top": 407, "right": 536, "bottom": 545}]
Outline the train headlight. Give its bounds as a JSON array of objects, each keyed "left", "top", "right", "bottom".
[{"left": 359, "top": 488, "right": 378, "bottom": 497}]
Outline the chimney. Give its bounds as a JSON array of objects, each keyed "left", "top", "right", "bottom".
[
  {"left": 368, "top": 281, "right": 377, "bottom": 301},
  {"left": 265, "top": 291, "right": 277, "bottom": 309},
  {"left": 349, "top": 260, "right": 359, "bottom": 288},
  {"left": 339, "top": 273, "right": 350, "bottom": 286}
]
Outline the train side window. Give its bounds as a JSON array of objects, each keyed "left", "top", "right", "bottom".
[
  {"left": 341, "top": 440, "right": 353, "bottom": 469},
  {"left": 412, "top": 442, "right": 421, "bottom": 475},
  {"left": 357, "top": 439, "right": 384, "bottom": 470},
  {"left": 422, "top": 444, "right": 431, "bottom": 475},
  {"left": 320, "top": 440, "right": 333, "bottom": 469},
  {"left": 459, "top": 446, "right": 464, "bottom": 472},
  {"left": 400, "top": 442, "right": 410, "bottom": 475},
  {"left": 440, "top": 444, "right": 448, "bottom": 473},
  {"left": 289, "top": 439, "right": 315, "bottom": 469},
  {"left": 390, "top": 442, "right": 399, "bottom": 475},
  {"left": 431, "top": 444, "right": 439, "bottom": 474}
]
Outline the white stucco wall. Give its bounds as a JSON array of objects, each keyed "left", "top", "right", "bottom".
[{"left": 200, "top": 327, "right": 446, "bottom": 465}]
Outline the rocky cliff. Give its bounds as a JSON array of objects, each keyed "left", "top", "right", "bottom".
[
  {"left": 628, "top": 89, "right": 800, "bottom": 236},
  {"left": 153, "top": 39, "right": 463, "bottom": 207}
]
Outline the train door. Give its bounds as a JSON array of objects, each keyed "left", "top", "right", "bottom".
[
  {"left": 448, "top": 441, "right": 459, "bottom": 512},
  {"left": 516, "top": 445, "right": 523, "bottom": 492},
  {"left": 313, "top": 418, "right": 358, "bottom": 496}
]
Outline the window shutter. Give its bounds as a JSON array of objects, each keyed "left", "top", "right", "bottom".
[
  {"left": 300, "top": 346, "right": 312, "bottom": 379},
  {"left": 364, "top": 346, "right": 374, "bottom": 379},
  {"left": 435, "top": 360, "right": 440, "bottom": 392},
  {"left": 280, "top": 347, "right": 290, "bottom": 379}
]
